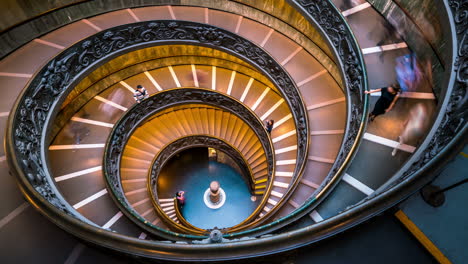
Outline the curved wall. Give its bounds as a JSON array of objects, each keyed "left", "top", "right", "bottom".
[
  {"left": 0, "top": 0, "right": 81, "bottom": 30},
  {"left": 0, "top": 0, "right": 343, "bottom": 90},
  {"left": 0, "top": 0, "right": 333, "bottom": 62},
  {"left": 368, "top": 0, "right": 453, "bottom": 98}
]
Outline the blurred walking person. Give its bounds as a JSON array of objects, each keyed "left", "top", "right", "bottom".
[{"left": 392, "top": 103, "right": 430, "bottom": 156}]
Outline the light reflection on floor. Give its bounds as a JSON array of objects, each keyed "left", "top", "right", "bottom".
[{"left": 367, "top": 97, "right": 436, "bottom": 146}]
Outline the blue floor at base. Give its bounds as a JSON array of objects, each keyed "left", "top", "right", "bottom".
[
  {"left": 180, "top": 161, "right": 258, "bottom": 229},
  {"left": 158, "top": 149, "right": 259, "bottom": 230},
  {"left": 400, "top": 144, "right": 468, "bottom": 264}
]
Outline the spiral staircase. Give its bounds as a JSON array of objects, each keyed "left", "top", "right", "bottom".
[{"left": 0, "top": 0, "right": 466, "bottom": 263}]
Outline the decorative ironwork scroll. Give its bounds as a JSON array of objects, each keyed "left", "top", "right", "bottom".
[
  {"left": 104, "top": 88, "right": 274, "bottom": 236},
  {"left": 149, "top": 135, "right": 253, "bottom": 193},
  {"left": 401, "top": 0, "right": 467, "bottom": 175},
  {"left": 9, "top": 20, "right": 308, "bottom": 222},
  {"left": 292, "top": 0, "right": 367, "bottom": 197},
  {"left": 148, "top": 135, "right": 254, "bottom": 231}
]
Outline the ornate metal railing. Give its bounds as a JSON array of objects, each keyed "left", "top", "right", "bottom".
[
  {"left": 148, "top": 135, "right": 256, "bottom": 233},
  {"left": 104, "top": 88, "right": 275, "bottom": 238},
  {"left": 220, "top": 0, "right": 370, "bottom": 237},
  {"left": 227, "top": 0, "right": 466, "bottom": 251},
  {"left": 173, "top": 198, "right": 202, "bottom": 232},
  {"left": 4, "top": 1, "right": 374, "bottom": 259},
  {"left": 7, "top": 19, "right": 314, "bottom": 236},
  {"left": 6, "top": 19, "right": 301, "bottom": 219},
  {"left": 340, "top": 0, "right": 468, "bottom": 207},
  {"left": 149, "top": 135, "right": 254, "bottom": 197}
]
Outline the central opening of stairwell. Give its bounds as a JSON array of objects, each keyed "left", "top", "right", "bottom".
[{"left": 157, "top": 147, "right": 259, "bottom": 229}]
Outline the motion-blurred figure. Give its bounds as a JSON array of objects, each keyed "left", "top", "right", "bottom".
[
  {"left": 367, "top": 15, "right": 406, "bottom": 62},
  {"left": 67, "top": 113, "right": 90, "bottom": 145},
  {"left": 340, "top": 0, "right": 361, "bottom": 10},
  {"left": 176, "top": 191, "right": 185, "bottom": 208},
  {"left": 392, "top": 103, "right": 430, "bottom": 156},
  {"left": 395, "top": 52, "right": 433, "bottom": 93},
  {"left": 196, "top": 69, "right": 209, "bottom": 87},
  {"left": 98, "top": 88, "right": 126, "bottom": 115},
  {"left": 395, "top": 53, "right": 419, "bottom": 92},
  {"left": 376, "top": 21, "right": 400, "bottom": 47}
]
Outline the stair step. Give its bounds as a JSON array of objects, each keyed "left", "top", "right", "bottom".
[
  {"left": 225, "top": 114, "right": 236, "bottom": 142},
  {"left": 267, "top": 198, "right": 278, "bottom": 206},
  {"left": 249, "top": 150, "right": 266, "bottom": 166},
  {"left": 252, "top": 163, "right": 267, "bottom": 174},
  {"left": 220, "top": 111, "right": 230, "bottom": 139},
  {"left": 160, "top": 202, "right": 173, "bottom": 208},
  {"left": 165, "top": 209, "right": 175, "bottom": 215},
  {"left": 255, "top": 184, "right": 266, "bottom": 190},
  {"left": 271, "top": 190, "right": 284, "bottom": 198},
  {"left": 168, "top": 213, "right": 177, "bottom": 219},
  {"left": 255, "top": 178, "right": 268, "bottom": 184},
  {"left": 245, "top": 142, "right": 262, "bottom": 160}
]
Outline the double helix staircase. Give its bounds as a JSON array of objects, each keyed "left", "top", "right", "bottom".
[
  {"left": 0, "top": 0, "right": 465, "bottom": 263},
  {"left": 121, "top": 105, "right": 271, "bottom": 230}
]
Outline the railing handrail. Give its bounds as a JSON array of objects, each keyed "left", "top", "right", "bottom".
[
  {"left": 104, "top": 87, "right": 276, "bottom": 238},
  {"left": 5, "top": 0, "right": 465, "bottom": 260},
  {"left": 223, "top": 0, "right": 370, "bottom": 237},
  {"left": 147, "top": 134, "right": 259, "bottom": 233},
  {"left": 4, "top": 1, "right": 396, "bottom": 258},
  {"left": 4, "top": 9, "right": 350, "bottom": 243},
  {"left": 173, "top": 198, "right": 203, "bottom": 231}
]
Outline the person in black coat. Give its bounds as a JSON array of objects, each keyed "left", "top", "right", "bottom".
[{"left": 365, "top": 85, "right": 401, "bottom": 122}]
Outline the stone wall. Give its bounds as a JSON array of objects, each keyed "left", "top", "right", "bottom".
[
  {"left": 368, "top": 0, "right": 453, "bottom": 99},
  {"left": 0, "top": 0, "right": 339, "bottom": 84},
  {"left": 0, "top": 0, "right": 79, "bottom": 30}
]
